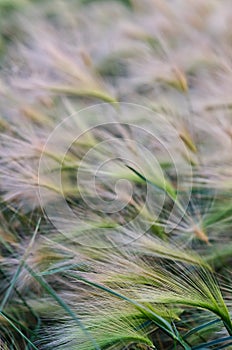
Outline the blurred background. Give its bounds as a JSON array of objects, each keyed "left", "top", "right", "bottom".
[{"left": 1, "top": 0, "right": 232, "bottom": 118}]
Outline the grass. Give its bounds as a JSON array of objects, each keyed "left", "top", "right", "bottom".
[{"left": 1, "top": 0, "right": 232, "bottom": 349}]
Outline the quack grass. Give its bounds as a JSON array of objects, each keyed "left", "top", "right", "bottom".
[{"left": 1, "top": 0, "right": 232, "bottom": 349}]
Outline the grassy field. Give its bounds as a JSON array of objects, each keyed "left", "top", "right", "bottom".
[{"left": 0, "top": 0, "right": 232, "bottom": 349}]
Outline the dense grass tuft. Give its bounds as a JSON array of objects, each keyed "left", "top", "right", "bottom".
[{"left": 1, "top": 0, "right": 232, "bottom": 349}]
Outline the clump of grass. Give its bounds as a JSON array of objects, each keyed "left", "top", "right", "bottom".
[{"left": 1, "top": 0, "right": 232, "bottom": 349}]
